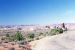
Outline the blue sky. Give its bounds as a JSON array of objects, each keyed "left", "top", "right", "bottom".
[{"left": 0, "top": 0, "right": 75, "bottom": 25}]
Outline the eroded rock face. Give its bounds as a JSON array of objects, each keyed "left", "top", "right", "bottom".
[{"left": 30, "top": 30, "right": 75, "bottom": 50}]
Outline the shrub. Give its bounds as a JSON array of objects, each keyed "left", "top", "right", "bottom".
[
  {"left": 6, "top": 33, "right": 10, "bottom": 37},
  {"left": 39, "top": 32, "right": 43, "bottom": 36},
  {"left": 57, "top": 28, "right": 63, "bottom": 33},
  {"left": 28, "top": 33, "right": 35, "bottom": 39},
  {"left": 15, "top": 31, "right": 24, "bottom": 41},
  {"left": 50, "top": 28, "right": 63, "bottom": 35},
  {"left": 26, "top": 33, "right": 35, "bottom": 42}
]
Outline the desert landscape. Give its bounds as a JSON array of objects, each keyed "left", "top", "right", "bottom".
[
  {"left": 0, "top": 0, "right": 75, "bottom": 50},
  {"left": 0, "top": 23, "right": 74, "bottom": 50}
]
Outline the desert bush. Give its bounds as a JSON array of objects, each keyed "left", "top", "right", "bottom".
[
  {"left": 6, "top": 33, "right": 10, "bottom": 37},
  {"left": 35, "top": 37, "right": 39, "bottom": 40},
  {"left": 39, "top": 32, "right": 43, "bottom": 36},
  {"left": 26, "top": 33, "right": 35, "bottom": 41},
  {"left": 57, "top": 28, "right": 63, "bottom": 33},
  {"left": 50, "top": 28, "right": 63, "bottom": 35},
  {"left": 15, "top": 31, "right": 24, "bottom": 41},
  {"left": 27, "top": 33, "right": 35, "bottom": 39}
]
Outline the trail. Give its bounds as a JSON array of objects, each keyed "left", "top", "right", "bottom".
[{"left": 30, "top": 30, "right": 75, "bottom": 50}]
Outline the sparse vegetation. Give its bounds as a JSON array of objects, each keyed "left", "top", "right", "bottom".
[
  {"left": 0, "top": 23, "right": 67, "bottom": 43},
  {"left": 50, "top": 28, "right": 63, "bottom": 35},
  {"left": 0, "top": 31, "right": 25, "bottom": 42},
  {"left": 0, "top": 28, "right": 64, "bottom": 42}
]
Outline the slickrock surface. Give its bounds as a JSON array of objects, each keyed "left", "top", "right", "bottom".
[{"left": 30, "top": 30, "right": 75, "bottom": 50}]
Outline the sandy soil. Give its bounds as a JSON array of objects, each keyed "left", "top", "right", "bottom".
[{"left": 30, "top": 30, "right": 75, "bottom": 50}]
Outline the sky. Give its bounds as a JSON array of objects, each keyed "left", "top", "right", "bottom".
[{"left": 0, "top": 0, "right": 75, "bottom": 25}]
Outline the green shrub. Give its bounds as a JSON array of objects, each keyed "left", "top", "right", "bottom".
[
  {"left": 50, "top": 28, "right": 63, "bottom": 35},
  {"left": 39, "top": 32, "right": 43, "bottom": 36},
  {"left": 6, "top": 33, "right": 10, "bottom": 37},
  {"left": 26, "top": 33, "right": 35, "bottom": 41},
  {"left": 15, "top": 31, "right": 24, "bottom": 41},
  {"left": 57, "top": 28, "right": 63, "bottom": 33},
  {"left": 27, "top": 33, "right": 35, "bottom": 39}
]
